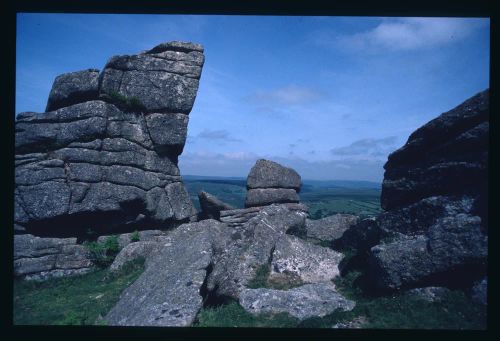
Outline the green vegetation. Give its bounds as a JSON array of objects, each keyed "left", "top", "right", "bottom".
[
  {"left": 84, "top": 235, "right": 121, "bottom": 268},
  {"left": 13, "top": 258, "right": 145, "bottom": 325},
  {"left": 130, "top": 230, "right": 140, "bottom": 243},
  {"left": 246, "top": 264, "right": 271, "bottom": 289},
  {"left": 108, "top": 91, "right": 146, "bottom": 112},
  {"left": 194, "top": 301, "right": 298, "bottom": 328}
]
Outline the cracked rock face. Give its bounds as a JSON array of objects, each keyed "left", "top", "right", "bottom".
[
  {"left": 366, "top": 90, "right": 489, "bottom": 292},
  {"left": 105, "top": 219, "right": 227, "bottom": 326},
  {"left": 15, "top": 41, "right": 203, "bottom": 237}
]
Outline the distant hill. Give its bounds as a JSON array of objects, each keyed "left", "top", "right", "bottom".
[{"left": 183, "top": 175, "right": 382, "bottom": 218}]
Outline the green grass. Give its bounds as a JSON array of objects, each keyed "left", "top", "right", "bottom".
[
  {"left": 13, "top": 258, "right": 145, "bottom": 325},
  {"left": 108, "top": 91, "right": 146, "bottom": 112},
  {"left": 194, "top": 301, "right": 299, "bottom": 328},
  {"left": 298, "top": 271, "right": 487, "bottom": 329}
]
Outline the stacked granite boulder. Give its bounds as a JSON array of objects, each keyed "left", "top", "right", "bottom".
[
  {"left": 245, "top": 159, "right": 301, "bottom": 207},
  {"left": 15, "top": 41, "right": 204, "bottom": 238},
  {"left": 366, "top": 89, "right": 489, "bottom": 292}
]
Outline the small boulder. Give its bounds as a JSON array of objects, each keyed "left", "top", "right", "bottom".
[
  {"left": 245, "top": 188, "right": 299, "bottom": 207},
  {"left": 198, "top": 191, "right": 234, "bottom": 220},
  {"left": 46, "top": 69, "right": 100, "bottom": 112},
  {"left": 305, "top": 214, "right": 359, "bottom": 244},
  {"left": 247, "top": 159, "right": 301, "bottom": 190}
]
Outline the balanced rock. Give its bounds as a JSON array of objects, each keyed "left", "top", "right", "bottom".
[
  {"left": 198, "top": 191, "right": 234, "bottom": 220},
  {"left": 245, "top": 159, "right": 302, "bottom": 208},
  {"left": 367, "top": 90, "right": 489, "bottom": 291},
  {"left": 15, "top": 41, "right": 204, "bottom": 237}
]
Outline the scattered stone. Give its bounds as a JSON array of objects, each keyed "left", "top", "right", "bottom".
[
  {"left": 239, "top": 283, "right": 355, "bottom": 321},
  {"left": 109, "top": 241, "right": 160, "bottom": 272},
  {"left": 305, "top": 214, "right": 359, "bottom": 244},
  {"left": 198, "top": 191, "right": 234, "bottom": 220}
]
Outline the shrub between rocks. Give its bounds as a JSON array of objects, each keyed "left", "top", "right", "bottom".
[
  {"left": 84, "top": 235, "right": 121, "bottom": 268},
  {"left": 108, "top": 91, "right": 146, "bottom": 112}
]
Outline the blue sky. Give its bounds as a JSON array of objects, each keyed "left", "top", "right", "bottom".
[{"left": 16, "top": 14, "right": 490, "bottom": 181}]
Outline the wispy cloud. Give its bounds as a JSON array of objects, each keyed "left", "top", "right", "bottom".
[
  {"left": 246, "top": 85, "right": 325, "bottom": 106},
  {"left": 312, "top": 18, "right": 487, "bottom": 53},
  {"left": 197, "top": 129, "right": 242, "bottom": 142},
  {"left": 331, "top": 136, "right": 398, "bottom": 159}
]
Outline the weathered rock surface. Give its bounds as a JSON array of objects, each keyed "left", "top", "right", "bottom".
[
  {"left": 367, "top": 90, "right": 489, "bottom": 292},
  {"left": 198, "top": 191, "right": 234, "bottom": 220},
  {"left": 46, "top": 69, "right": 100, "bottom": 112},
  {"left": 14, "top": 234, "right": 94, "bottom": 280},
  {"left": 247, "top": 159, "right": 301, "bottom": 190},
  {"left": 305, "top": 214, "right": 359, "bottom": 244},
  {"left": 367, "top": 214, "right": 487, "bottom": 290},
  {"left": 381, "top": 89, "right": 489, "bottom": 214},
  {"left": 15, "top": 41, "right": 204, "bottom": 237},
  {"left": 207, "top": 205, "right": 307, "bottom": 300},
  {"left": 219, "top": 203, "right": 308, "bottom": 228},
  {"left": 105, "top": 219, "right": 226, "bottom": 326},
  {"left": 245, "top": 188, "right": 299, "bottom": 207},
  {"left": 334, "top": 217, "right": 381, "bottom": 252},
  {"left": 244, "top": 159, "right": 302, "bottom": 208},
  {"left": 239, "top": 283, "right": 355, "bottom": 321},
  {"left": 97, "top": 229, "right": 166, "bottom": 249},
  {"left": 270, "top": 234, "right": 344, "bottom": 283},
  {"left": 109, "top": 241, "right": 161, "bottom": 272},
  {"left": 99, "top": 41, "right": 204, "bottom": 114}
]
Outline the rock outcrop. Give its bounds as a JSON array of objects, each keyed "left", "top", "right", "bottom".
[
  {"left": 105, "top": 204, "right": 354, "bottom": 326},
  {"left": 366, "top": 89, "right": 489, "bottom": 291},
  {"left": 305, "top": 214, "right": 359, "bottom": 245},
  {"left": 245, "top": 159, "right": 302, "bottom": 208},
  {"left": 15, "top": 41, "right": 204, "bottom": 237},
  {"left": 14, "top": 234, "right": 94, "bottom": 280}
]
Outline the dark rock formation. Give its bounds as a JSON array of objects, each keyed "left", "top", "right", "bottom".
[
  {"left": 198, "top": 191, "right": 234, "bottom": 220},
  {"left": 219, "top": 203, "right": 307, "bottom": 228},
  {"left": 15, "top": 41, "right": 204, "bottom": 237},
  {"left": 407, "top": 287, "right": 451, "bottom": 303},
  {"left": 14, "top": 234, "right": 94, "bottom": 280},
  {"left": 471, "top": 277, "right": 487, "bottom": 305},
  {"left": 245, "top": 159, "right": 302, "bottom": 208},
  {"left": 305, "top": 214, "right": 359, "bottom": 244},
  {"left": 367, "top": 90, "right": 489, "bottom": 291},
  {"left": 334, "top": 217, "right": 381, "bottom": 252}
]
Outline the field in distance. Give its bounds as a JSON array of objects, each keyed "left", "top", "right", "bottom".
[{"left": 183, "top": 175, "right": 382, "bottom": 219}]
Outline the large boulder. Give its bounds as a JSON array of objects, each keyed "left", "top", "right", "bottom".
[
  {"left": 15, "top": 41, "right": 204, "bottom": 237},
  {"left": 105, "top": 219, "right": 226, "bottom": 326},
  {"left": 367, "top": 90, "right": 489, "bottom": 292}
]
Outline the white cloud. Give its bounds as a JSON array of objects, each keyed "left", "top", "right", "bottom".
[
  {"left": 331, "top": 136, "right": 399, "bottom": 159},
  {"left": 315, "top": 18, "right": 487, "bottom": 52},
  {"left": 246, "top": 85, "right": 325, "bottom": 106}
]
